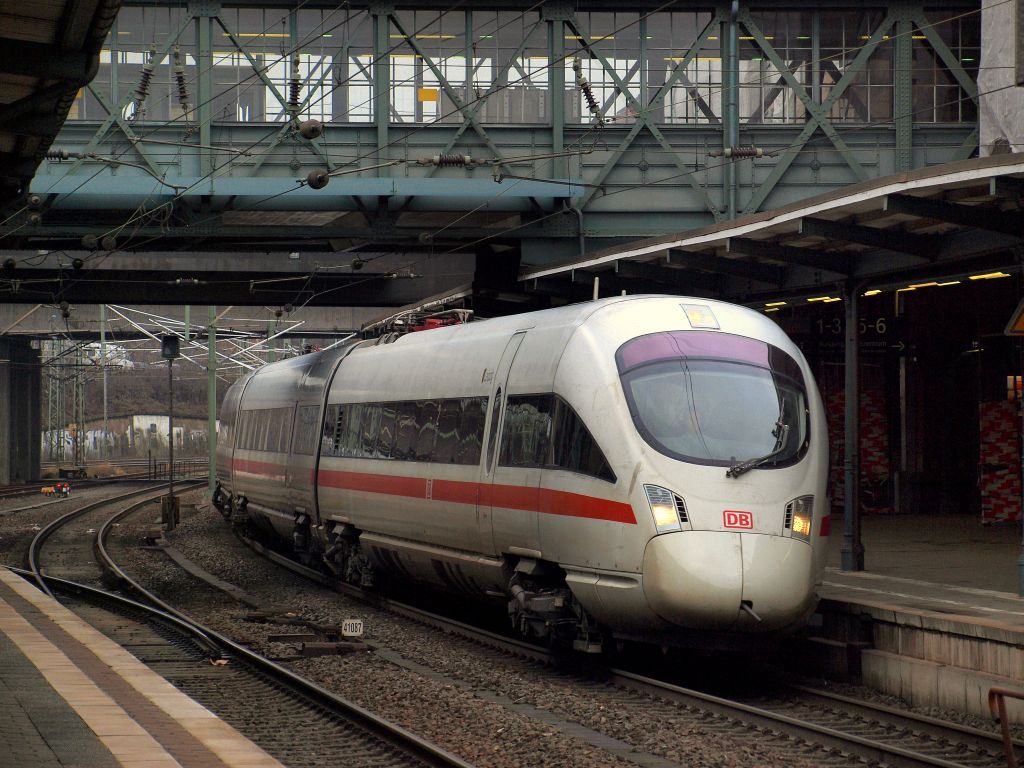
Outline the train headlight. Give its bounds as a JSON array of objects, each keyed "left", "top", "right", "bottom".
[
  {"left": 644, "top": 485, "right": 687, "bottom": 534},
  {"left": 785, "top": 495, "right": 814, "bottom": 542}
]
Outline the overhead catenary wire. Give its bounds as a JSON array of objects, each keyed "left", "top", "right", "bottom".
[
  {"left": 32, "top": 0, "right": 978, "bottom": 252},
  {"left": 4, "top": 2, "right": 1003, "bottom": 321}
]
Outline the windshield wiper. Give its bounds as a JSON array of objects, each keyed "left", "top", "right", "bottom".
[{"left": 726, "top": 422, "right": 789, "bottom": 479}]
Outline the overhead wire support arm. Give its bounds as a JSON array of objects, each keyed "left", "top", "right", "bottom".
[{"left": 45, "top": 149, "right": 186, "bottom": 191}]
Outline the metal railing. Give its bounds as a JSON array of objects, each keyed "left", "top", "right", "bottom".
[
  {"left": 989, "top": 687, "right": 1024, "bottom": 767},
  {"left": 148, "top": 457, "right": 206, "bottom": 480}
]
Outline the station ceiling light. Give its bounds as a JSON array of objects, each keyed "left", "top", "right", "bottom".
[{"left": 969, "top": 271, "right": 1011, "bottom": 280}]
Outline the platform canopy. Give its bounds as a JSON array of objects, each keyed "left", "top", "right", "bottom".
[
  {"left": 516, "top": 154, "right": 1024, "bottom": 307},
  {"left": 357, "top": 154, "right": 1024, "bottom": 320},
  {"left": 0, "top": 0, "right": 121, "bottom": 207}
]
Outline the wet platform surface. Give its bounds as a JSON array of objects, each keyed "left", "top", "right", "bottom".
[
  {"left": 822, "top": 514, "right": 1024, "bottom": 631},
  {"left": 0, "top": 566, "right": 283, "bottom": 768}
]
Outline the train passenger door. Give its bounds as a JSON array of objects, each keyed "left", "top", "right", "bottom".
[{"left": 477, "top": 332, "right": 530, "bottom": 556}]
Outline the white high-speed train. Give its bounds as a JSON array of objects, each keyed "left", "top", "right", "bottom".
[{"left": 213, "top": 296, "right": 830, "bottom": 650}]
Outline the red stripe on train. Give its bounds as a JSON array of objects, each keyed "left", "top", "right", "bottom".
[
  {"left": 318, "top": 469, "right": 636, "bottom": 525},
  {"left": 232, "top": 457, "right": 287, "bottom": 480}
]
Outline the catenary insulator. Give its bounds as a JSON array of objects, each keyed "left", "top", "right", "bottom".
[
  {"left": 299, "top": 119, "right": 323, "bottom": 140},
  {"left": 306, "top": 169, "right": 330, "bottom": 189},
  {"left": 46, "top": 149, "right": 73, "bottom": 161},
  {"left": 130, "top": 46, "right": 158, "bottom": 121},
  {"left": 436, "top": 154, "right": 474, "bottom": 167},
  {"left": 711, "top": 146, "right": 765, "bottom": 159},
  {"left": 173, "top": 46, "right": 191, "bottom": 114},
  {"left": 572, "top": 57, "right": 603, "bottom": 126},
  {"left": 81, "top": 234, "right": 98, "bottom": 250},
  {"left": 289, "top": 53, "right": 301, "bottom": 112},
  {"left": 100, "top": 235, "right": 117, "bottom": 251}
]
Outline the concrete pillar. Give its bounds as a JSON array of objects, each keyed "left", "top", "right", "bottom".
[{"left": 0, "top": 337, "right": 41, "bottom": 484}]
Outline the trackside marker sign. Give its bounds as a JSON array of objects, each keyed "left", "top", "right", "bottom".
[{"left": 723, "top": 510, "right": 754, "bottom": 529}]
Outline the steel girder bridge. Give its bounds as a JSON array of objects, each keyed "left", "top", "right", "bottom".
[{"left": 1, "top": 0, "right": 981, "bottom": 309}]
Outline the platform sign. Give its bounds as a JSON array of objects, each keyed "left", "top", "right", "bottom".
[{"left": 1003, "top": 297, "right": 1024, "bottom": 335}]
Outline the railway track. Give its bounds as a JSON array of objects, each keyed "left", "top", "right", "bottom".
[
  {"left": 17, "top": 485, "right": 475, "bottom": 768},
  {"left": 234, "top": 531, "right": 1022, "bottom": 768}
]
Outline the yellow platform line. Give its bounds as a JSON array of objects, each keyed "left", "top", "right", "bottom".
[{"left": 1, "top": 569, "right": 283, "bottom": 768}]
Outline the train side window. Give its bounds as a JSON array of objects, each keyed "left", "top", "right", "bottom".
[
  {"left": 269, "top": 409, "right": 283, "bottom": 452},
  {"left": 377, "top": 404, "right": 397, "bottom": 459},
  {"left": 394, "top": 402, "right": 418, "bottom": 460},
  {"left": 360, "top": 405, "right": 382, "bottom": 458},
  {"left": 415, "top": 400, "right": 440, "bottom": 461},
  {"left": 500, "top": 395, "right": 554, "bottom": 468},
  {"left": 433, "top": 399, "right": 462, "bottom": 463},
  {"left": 551, "top": 396, "right": 616, "bottom": 482},
  {"left": 271, "top": 408, "right": 282, "bottom": 452},
  {"left": 485, "top": 388, "right": 503, "bottom": 471},
  {"left": 294, "top": 405, "right": 318, "bottom": 455},
  {"left": 237, "top": 411, "right": 248, "bottom": 449},
  {"left": 255, "top": 410, "right": 269, "bottom": 451},
  {"left": 263, "top": 409, "right": 275, "bottom": 452},
  {"left": 340, "top": 404, "right": 365, "bottom": 457},
  {"left": 280, "top": 407, "right": 292, "bottom": 453},
  {"left": 455, "top": 397, "right": 487, "bottom": 465},
  {"left": 321, "top": 405, "right": 339, "bottom": 456}
]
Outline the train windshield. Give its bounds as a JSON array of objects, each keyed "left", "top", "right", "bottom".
[{"left": 616, "top": 331, "right": 809, "bottom": 468}]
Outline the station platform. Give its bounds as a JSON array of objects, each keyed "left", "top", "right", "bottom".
[
  {"left": 0, "top": 567, "right": 283, "bottom": 768},
  {"left": 818, "top": 513, "right": 1024, "bottom": 722}
]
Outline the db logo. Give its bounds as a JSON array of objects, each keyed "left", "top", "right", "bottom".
[{"left": 723, "top": 510, "right": 754, "bottom": 529}]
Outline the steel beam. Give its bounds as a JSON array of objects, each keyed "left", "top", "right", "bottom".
[
  {"left": 614, "top": 258, "right": 724, "bottom": 293},
  {"left": 841, "top": 281, "right": 864, "bottom": 571},
  {"left": 992, "top": 177, "right": 1024, "bottom": 200},
  {"left": 207, "top": 305, "right": 217, "bottom": 494},
  {"left": 0, "top": 40, "right": 93, "bottom": 81},
  {"left": 569, "top": 13, "right": 721, "bottom": 217},
  {"left": 667, "top": 248, "right": 785, "bottom": 285},
  {"left": 893, "top": 7, "right": 913, "bottom": 172},
  {"left": 742, "top": 13, "right": 896, "bottom": 214},
  {"left": 373, "top": 5, "right": 390, "bottom": 165},
  {"left": 799, "top": 217, "right": 939, "bottom": 260},
  {"left": 726, "top": 237, "right": 850, "bottom": 275},
  {"left": 739, "top": 11, "right": 868, "bottom": 182},
  {"left": 883, "top": 194, "right": 1024, "bottom": 237}
]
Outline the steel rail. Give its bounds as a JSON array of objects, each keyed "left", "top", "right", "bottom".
[
  {"left": 96, "top": 507, "right": 476, "bottom": 768},
  {"left": 26, "top": 482, "right": 176, "bottom": 596},
  {"left": 237, "top": 530, "right": 1009, "bottom": 768}
]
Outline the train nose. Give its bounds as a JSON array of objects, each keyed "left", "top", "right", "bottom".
[{"left": 642, "top": 531, "right": 816, "bottom": 631}]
